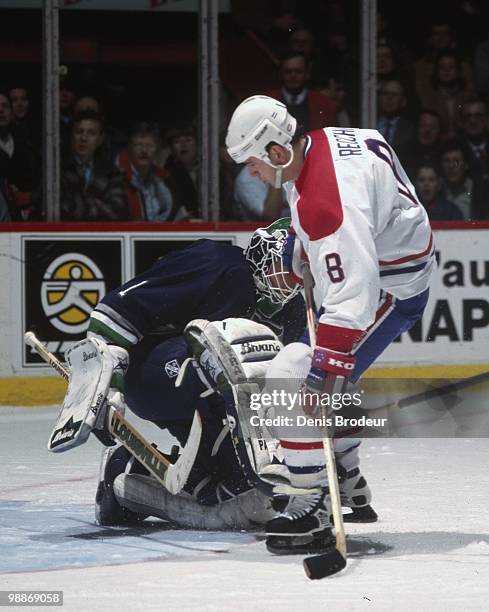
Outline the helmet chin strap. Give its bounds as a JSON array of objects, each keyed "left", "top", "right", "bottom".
[{"left": 270, "top": 145, "right": 295, "bottom": 188}]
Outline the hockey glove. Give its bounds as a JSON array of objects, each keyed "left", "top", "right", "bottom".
[
  {"left": 303, "top": 347, "right": 356, "bottom": 415},
  {"left": 107, "top": 345, "right": 130, "bottom": 392}
]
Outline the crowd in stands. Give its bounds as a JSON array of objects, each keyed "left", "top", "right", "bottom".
[{"left": 2, "top": 0, "right": 489, "bottom": 223}]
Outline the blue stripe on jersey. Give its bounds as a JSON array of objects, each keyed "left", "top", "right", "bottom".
[
  {"left": 379, "top": 261, "right": 429, "bottom": 277},
  {"left": 288, "top": 464, "right": 325, "bottom": 475}
]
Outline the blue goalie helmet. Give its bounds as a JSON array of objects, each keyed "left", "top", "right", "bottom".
[{"left": 245, "top": 218, "right": 301, "bottom": 305}]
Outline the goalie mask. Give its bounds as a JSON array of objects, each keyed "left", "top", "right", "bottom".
[{"left": 245, "top": 218, "right": 301, "bottom": 305}]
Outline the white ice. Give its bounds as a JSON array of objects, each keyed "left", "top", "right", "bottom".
[{"left": 1, "top": 405, "right": 489, "bottom": 612}]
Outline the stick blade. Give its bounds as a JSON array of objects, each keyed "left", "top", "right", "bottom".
[
  {"left": 303, "top": 548, "right": 347, "bottom": 580},
  {"left": 163, "top": 409, "right": 203, "bottom": 495}
]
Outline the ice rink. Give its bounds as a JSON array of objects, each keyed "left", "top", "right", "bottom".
[{"left": 1, "top": 404, "right": 489, "bottom": 612}]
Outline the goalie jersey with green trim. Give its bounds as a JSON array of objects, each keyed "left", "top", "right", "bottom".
[{"left": 88, "top": 239, "right": 305, "bottom": 348}]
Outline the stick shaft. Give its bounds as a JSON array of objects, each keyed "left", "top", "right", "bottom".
[
  {"left": 369, "top": 369, "right": 489, "bottom": 419},
  {"left": 24, "top": 331, "right": 69, "bottom": 380},
  {"left": 24, "top": 331, "right": 198, "bottom": 494},
  {"left": 301, "top": 266, "right": 347, "bottom": 559}
]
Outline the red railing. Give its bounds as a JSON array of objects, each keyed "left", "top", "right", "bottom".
[{"left": 1, "top": 221, "right": 489, "bottom": 233}]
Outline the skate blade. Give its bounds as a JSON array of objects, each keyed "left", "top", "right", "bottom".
[
  {"left": 266, "top": 534, "right": 335, "bottom": 556},
  {"left": 342, "top": 505, "right": 378, "bottom": 523}
]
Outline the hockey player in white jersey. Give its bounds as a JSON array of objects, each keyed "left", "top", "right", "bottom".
[{"left": 225, "top": 95, "right": 435, "bottom": 553}]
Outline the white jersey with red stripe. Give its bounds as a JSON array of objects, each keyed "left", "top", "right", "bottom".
[{"left": 283, "top": 127, "right": 435, "bottom": 351}]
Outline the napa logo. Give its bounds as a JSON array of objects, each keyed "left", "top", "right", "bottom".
[{"left": 41, "top": 253, "right": 105, "bottom": 334}]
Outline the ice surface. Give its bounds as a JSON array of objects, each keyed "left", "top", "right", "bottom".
[{"left": 1, "top": 406, "right": 489, "bottom": 611}]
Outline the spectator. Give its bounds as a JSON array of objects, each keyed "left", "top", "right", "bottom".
[
  {"left": 289, "top": 27, "right": 315, "bottom": 58},
  {"left": 323, "top": 26, "right": 358, "bottom": 111},
  {"left": 219, "top": 140, "right": 239, "bottom": 221},
  {"left": 233, "top": 164, "right": 289, "bottom": 221},
  {"left": 399, "top": 109, "right": 443, "bottom": 179},
  {"left": 288, "top": 27, "right": 326, "bottom": 90},
  {"left": 9, "top": 86, "right": 29, "bottom": 122},
  {"left": 318, "top": 73, "right": 351, "bottom": 127},
  {"left": 72, "top": 95, "right": 100, "bottom": 115},
  {"left": 414, "top": 163, "right": 463, "bottom": 221},
  {"left": 164, "top": 124, "right": 199, "bottom": 219},
  {"left": 61, "top": 110, "right": 129, "bottom": 221},
  {"left": 377, "top": 80, "right": 414, "bottom": 152},
  {"left": 377, "top": 42, "right": 397, "bottom": 87},
  {"left": 264, "top": 52, "right": 336, "bottom": 131},
  {"left": 59, "top": 68, "right": 77, "bottom": 127},
  {"left": 0, "top": 177, "right": 13, "bottom": 222},
  {"left": 440, "top": 140, "right": 488, "bottom": 219},
  {"left": 459, "top": 98, "right": 489, "bottom": 186},
  {"left": 419, "top": 51, "right": 475, "bottom": 140},
  {"left": 8, "top": 86, "right": 38, "bottom": 148},
  {"left": 0, "top": 92, "right": 40, "bottom": 219},
  {"left": 74, "top": 95, "right": 127, "bottom": 161},
  {"left": 450, "top": 0, "right": 488, "bottom": 58},
  {"left": 116, "top": 122, "right": 188, "bottom": 222},
  {"left": 59, "top": 67, "right": 78, "bottom": 154},
  {"left": 414, "top": 21, "right": 474, "bottom": 104},
  {"left": 376, "top": 41, "right": 416, "bottom": 112}
]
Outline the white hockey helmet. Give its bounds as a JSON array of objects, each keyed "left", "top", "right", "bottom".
[{"left": 226, "top": 95, "right": 297, "bottom": 165}]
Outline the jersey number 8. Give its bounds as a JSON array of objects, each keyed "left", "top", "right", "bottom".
[{"left": 325, "top": 252, "right": 344, "bottom": 283}]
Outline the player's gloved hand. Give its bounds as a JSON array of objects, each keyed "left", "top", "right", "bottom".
[
  {"left": 302, "top": 347, "right": 356, "bottom": 415},
  {"left": 105, "top": 345, "right": 129, "bottom": 418},
  {"left": 107, "top": 345, "right": 130, "bottom": 392},
  {"left": 106, "top": 389, "right": 127, "bottom": 417}
]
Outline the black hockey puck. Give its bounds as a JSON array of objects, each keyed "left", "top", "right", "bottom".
[{"left": 303, "top": 549, "right": 347, "bottom": 580}]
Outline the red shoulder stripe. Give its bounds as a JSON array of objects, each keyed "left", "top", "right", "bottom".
[{"left": 296, "top": 130, "right": 343, "bottom": 241}]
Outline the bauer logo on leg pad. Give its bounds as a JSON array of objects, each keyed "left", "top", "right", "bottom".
[
  {"left": 240, "top": 341, "right": 282, "bottom": 358},
  {"left": 185, "top": 318, "right": 283, "bottom": 386}
]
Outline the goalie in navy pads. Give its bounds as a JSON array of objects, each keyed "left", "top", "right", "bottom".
[
  {"left": 73, "top": 221, "right": 306, "bottom": 526},
  {"left": 225, "top": 96, "right": 435, "bottom": 553}
]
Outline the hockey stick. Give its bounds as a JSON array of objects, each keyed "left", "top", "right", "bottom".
[
  {"left": 369, "top": 369, "right": 489, "bottom": 419},
  {"left": 24, "top": 331, "right": 202, "bottom": 495},
  {"left": 300, "top": 267, "right": 347, "bottom": 580}
]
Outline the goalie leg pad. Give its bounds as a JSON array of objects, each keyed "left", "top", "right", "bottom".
[
  {"left": 48, "top": 337, "right": 118, "bottom": 452},
  {"left": 114, "top": 473, "right": 275, "bottom": 530},
  {"left": 185, "top": 318, "right": 283, "bottom": 387}
]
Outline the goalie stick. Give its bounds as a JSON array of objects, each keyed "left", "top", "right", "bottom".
[
  {"left": 24, "top": 331, "right": 202, "bottom": 495},
  {"left": 300, "top": 266, "right": 348, "bottom": 580}
]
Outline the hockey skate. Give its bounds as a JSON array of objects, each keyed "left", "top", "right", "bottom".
[
  {"left": 339, "top": 467, "right": 378, "bottom": 523},
  {"left": 95, "top": 444, "right": 149, "bottom": 526},
  {"left": 266, "top": 489, "right": 335, "bottom": 555},
  {"left": 188, "top": 470, "right": 254, "bottom": 506}
]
